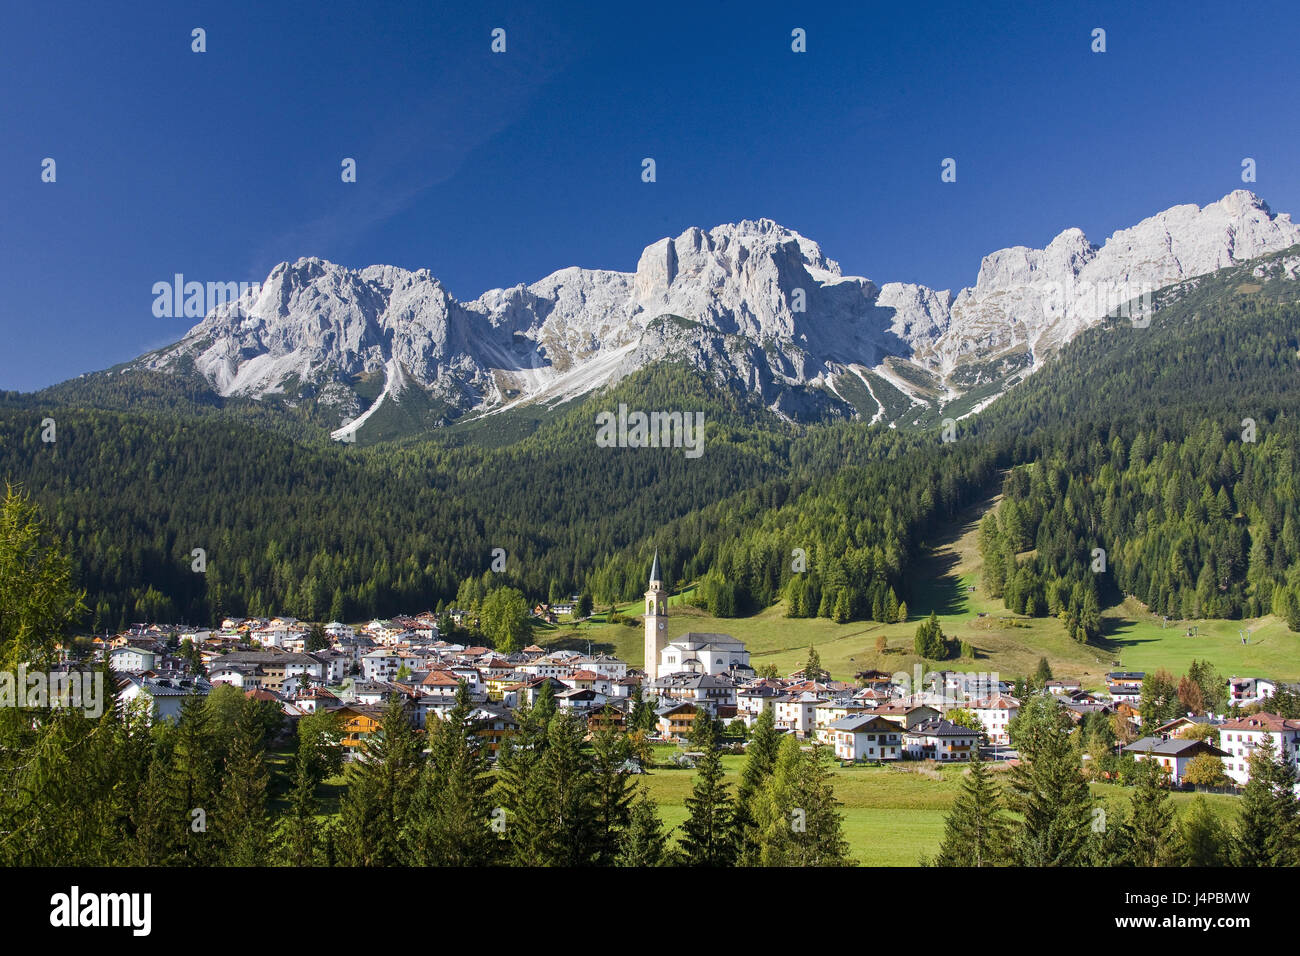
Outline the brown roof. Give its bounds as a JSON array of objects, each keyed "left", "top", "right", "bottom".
[{"left": 1221, "top": 712, "right": 1300, "bottom": 733}]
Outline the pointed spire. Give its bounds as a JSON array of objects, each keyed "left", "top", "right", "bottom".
[{"left": 649, "top": 550, "right": 661, "bottom": 586}]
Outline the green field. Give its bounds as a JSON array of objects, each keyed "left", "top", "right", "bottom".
[
  {"left": 536, "top": 492, "right": 1300, "bottom": 690},
  {"left": 633, "top": 747, "right": 1239, "bottom": 866}
]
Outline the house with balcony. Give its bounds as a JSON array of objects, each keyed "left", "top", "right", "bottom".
[
  {"left": 821, "top": 714, "right": 903, "bottom": 762},
  {"left": 903, "top": 717, "right": 980, "bottom": 761}
]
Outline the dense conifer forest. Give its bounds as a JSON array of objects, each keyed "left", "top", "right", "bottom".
[{"left": 0, "top": 255, "right": 1297, "bottom": 636}]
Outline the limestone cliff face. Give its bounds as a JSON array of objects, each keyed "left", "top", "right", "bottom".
[{"left": 136, "top": 191, "right": 1300, "bottom": 434}]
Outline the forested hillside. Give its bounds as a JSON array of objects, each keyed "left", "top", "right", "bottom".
[
  {"left": 973, "top": 252, "right": 1300, "bottom": 632},
  {"left": 1, "top": 248, "right": 1298, "bottom": 636}
]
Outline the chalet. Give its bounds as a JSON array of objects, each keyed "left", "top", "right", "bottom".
[
  {"left": 1151, "top": 715, "right": 1214, "bottom": 738},
  {"left": 772, "top": 692, "right": 825, "bottom": 737},
  {"left": 362, "top": 648, "right": 405, "bottom": 682},
  {"left": 904, "top": 717, "right": 980, "bottom": 761},
  {"left": 331, "top": 705, "right": 386, "bottom": 752},
  {"left": 555, "top": 686, "right": 607, "bottom": 712},
  {"left": 468, "top": 704, "right": 518, "bottom": 757},
  {"left": 1045, "top": 679, "right": 1082, "bottom": 696},
  {"left": 419, "top": 669, "right": 462, "bottom": 699},
  {"left": 501, "top": 676, "right": 568, "bottom": 710},
  {"left": 822, "top": 714, "right": 903, "bottom": 762},
  {"left": 1106, "top": 672, "right": 1145, "bottom": 704},
  {"left": 645, "top": 672, "right": 738, "bottom": 712},
  {"left": 586, "top": 704, "right": 628, "bottom": 734},
  {"left": 208, "top": 650, "right": 323, "bottom": 692},
  {"left": 736, "top": 680, "right": 785, "bottom": 722},
  {"left": 873, "top": 703, "right": 941, "bottom": 730},
  {"left": 1123, "top": 735, "right": 1229, "bottom": 786},
  {"left": 1114, "top": 700, "right": 1143, "bottom": 733},
  {"left": 576, "top": 654, "right": 629, "bottom": 680},
  {"left": 324, "top": 621, "right": 354, "bottom": 641},
  {"left": 814, "top": 698, "right": 873, "bottom": 730},
  {"left": 655, "top": 701, "right": 700, "bottom": 740}
]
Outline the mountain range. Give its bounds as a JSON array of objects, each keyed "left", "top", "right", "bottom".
[{"left": 99, "top": 190, "right": 1300, "bottom": 439}]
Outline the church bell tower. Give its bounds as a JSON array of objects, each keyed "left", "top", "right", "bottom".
[{"left": 644, "top": 551, "right": 668, "bottom": 683}]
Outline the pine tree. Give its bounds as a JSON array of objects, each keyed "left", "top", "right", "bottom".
[
  {"left": 617, "top": 789, "right": 668, "bottom": 866},
  {"left": 216, "top": 696, "right": 272, "bottom": 865},
  {"left": 752, "top": 737, "right": 854, "bottom": 866},
  {"left": 406, "top": 681, "right": 499, "bottom": 866},
  {"left": 336, "top": 695, "right": 422, "bottom": 866},
  {"left": 1234, "top": 734, "right": 1300, "bottom": 866},
  {"left": 934, "top": 751, "right": 1009, "bottom": 866},
  {"left": 1126, "top": 758, "right": 1177, "bottom": 866},
  {"left": 1006, "top": 699, "right": 1094, "bottom": 866},
  {"left": 589, "top": 726, "right": 636, "bottom": 865},
  {"left": 278, "top": 744, "right": 322, "bottom": 867},
  {"left": 675, "top": 712, "right": 738, "bottom": 866}
]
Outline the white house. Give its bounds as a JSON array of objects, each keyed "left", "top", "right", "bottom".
[
  {"left": 773, "top": 692, "right": 824, "bottom": 737},
  {"left": 324, "top": 621, "right": 354, "bottom": 641},
  {"left": 822, "top": 714, "right": 903, "bottom": 762},
  {"left": 362, "top": 649, "right": 404, "bottom": 682},
  {"left": 903, "top": 717, "right": 980, "bottom": 761},
  {"left": 109, "top": 646, "right": 157, "bottom": 674},
  {"left": 1218, "top": 713, "right": 1300, "bottom": 785},
  {"left": 117, "top": 676, "right": 210, "bottom": 723},
  {"left": 1122, "top": 735, "right": 1230, "bottom": 786},
  {"left": 970, "top": 695, "right": 1021, "bottom": 746},
  {"left": 1228, "top": 677, "right": 1278, "bottom": 708}
]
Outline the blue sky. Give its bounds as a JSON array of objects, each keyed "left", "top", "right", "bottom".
[{"left": 2, "top": 0, "right": 1297, "bottom": 391}]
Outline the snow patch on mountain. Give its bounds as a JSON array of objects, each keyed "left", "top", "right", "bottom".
[{"left": 136, "top": 191, "right": 1300, "bottom": 435}]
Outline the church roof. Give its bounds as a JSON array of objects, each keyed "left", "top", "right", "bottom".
[
  {"left": 649, "top": 550, "right": 661, "bottom": 584},
  {"left": 670, "top": 632, "right": 745, "bottom": 649}
]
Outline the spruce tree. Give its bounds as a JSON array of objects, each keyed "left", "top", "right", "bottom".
[
  {"left": 1234, "top": 734, "right": 1300, "bottom": 866},
  {"left": 217, "top": 696, "right": 272, "bottom": 865},
  {"left": 617, "top": 789, "right": 668, "bottom": 866},
  {"left": 532, "top": 712, "right": 599, "bottom": 865},
  {"left": 153, "top": 693, "right": 220, "bottom": 866},
  {"left": 406, "top": 681, "right": 500, "bottom": 866},
  {"left": 1126, "top": 758, "right": 1177, "bottom": 866},
  {"left": 278, "top": 744, "right": 322, "bottom": 867},
  {"left": 752, "top": 738, "right": 854, "bottom": 866},
  {"left": 735, "top": 708, "right": 782, "bottom": 863},
  {"left": 337, "top": 695, "right": 422, "bottom": 866},
  {"left": 675, "top": 711, "right": 738, "bottom": 866},
  {"left": 495, "top": 697, "right": 551, "bottom": 864},
  {"left": 1006, "top": 702, "right": 1094, "bottom": 866},
  {"left": 934, "top": 750, "right": 1009, "bottom": 866},
  {"left": 589, "top": 726, "right": 636, "bottom": 865}
]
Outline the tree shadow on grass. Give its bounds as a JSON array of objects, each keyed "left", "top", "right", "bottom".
[{"left": 1093, "top": 615, "right": 1161, "bottom": 665}]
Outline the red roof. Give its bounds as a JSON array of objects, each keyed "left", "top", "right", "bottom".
[{"left": 1221, "top": 712, "right": 1300, "bottom": 733}]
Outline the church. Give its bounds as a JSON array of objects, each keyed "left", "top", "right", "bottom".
[{"left": 644, "top": 552, "right": 753, "bottom": 682}]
